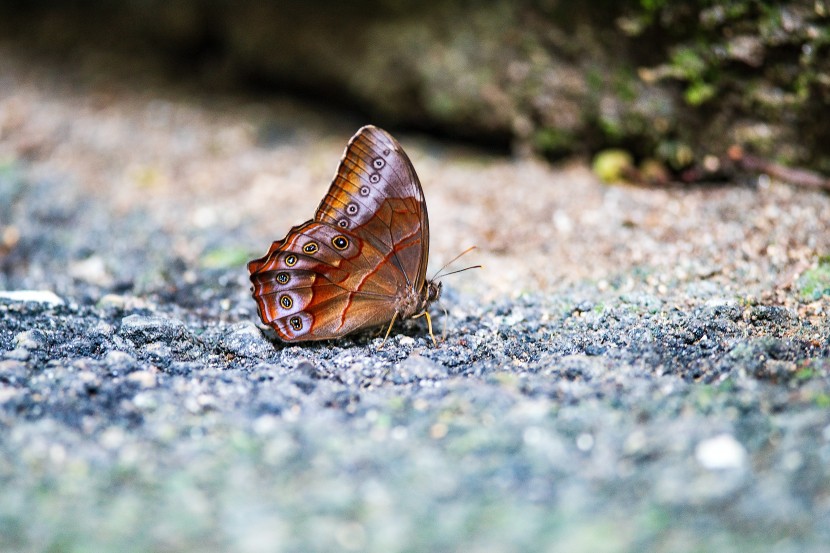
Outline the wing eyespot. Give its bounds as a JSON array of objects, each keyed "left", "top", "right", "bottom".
[
  {"left": 289, "top": 316, "right": 302, "bottom": 331},
  {"left": 338, "top": 219, "right": 349, "bottom": 228},
  {"left": 276, "top": 272, "right": 290, "bottom": 284},
  {"left": 368, "top": 175, "right": 380, "bottom": 185},
  {"left": 280, "top": 295, "right": 293, "bottom": 309},
  {"left": 285, "top": 254, "right": 298, "bottom": 267},
  {"left": 373, "top": 158, "right": 385, "bottom": 169},
  {"left": 346, "top": 203, "right": 359, "bottom": 215},
  {"left": 332, "top": 235, "right": 349, "bottom": 250},
  {"left": 303, "top": 242, "right": 319, "bottom": 254}
]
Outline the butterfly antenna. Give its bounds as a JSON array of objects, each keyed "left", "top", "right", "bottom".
[
  {"left": 434, "top": 265, "right": 483, "bottom": 279},
  {"left": 431, "top": 246, "right": 480, "bottom": 281}
]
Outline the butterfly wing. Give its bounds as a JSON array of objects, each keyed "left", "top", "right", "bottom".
[
  {"left": 315, "top": 125, "right": 429, "bottom": 294},
  {"left": 248, "top": 126, "right": 430, "bottom": 341},
  {"left": 248, "top": 221, "right": 402, "bottom": 341}
]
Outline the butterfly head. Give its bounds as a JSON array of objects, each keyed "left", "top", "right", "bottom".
[{"left": 426, "top": 280, "right": 442, "bottom": 306}]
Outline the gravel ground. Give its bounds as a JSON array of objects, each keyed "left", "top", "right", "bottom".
[{"left": 1, "top": 46, "right": 830, "bottom": 553}]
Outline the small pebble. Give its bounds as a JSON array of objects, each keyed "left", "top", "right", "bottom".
[
  {"left": 0, "top": 290, "right": 64, "bottom": 305},
  {"left": 220, "top": 322, "right": 274, "bottom": 358},
  {"left": 120, "top": 314, "right": 189, "bottom": 344},
  {"left": 4, "top": 348, "right": 30, "bottom": 361},
  {"left": 127, "top": 369, "right": 157, "bottom": 388},
  {"left": 14, "top": 330, "right": 46, "bottom": 350},
  {"left": 695, "top": 434, "right": 747, "bottom": 470}
]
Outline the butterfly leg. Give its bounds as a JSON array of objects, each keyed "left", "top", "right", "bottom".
[
  {"left": 379, "top": 311, "right": 399, "bottom": 349},
  {"left": 412, "top": 311, "right": 438, "bottom": 347}
]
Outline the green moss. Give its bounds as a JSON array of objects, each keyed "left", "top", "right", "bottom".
[
  {"left": 794, "top": 364, "right": 818, "bottom": 381},
  {"left": 670, "top": 47, "right": 708, "bottom": 82},
  {"left": 613, "top": 69, "right": 639, "bottom": 103},
  {"left": 585, "top": 68, "right": 605, "bottom": 96},
  {"left": 814, "top": 393, "right": 830, "bottom": 408},
  {"left": 684, "top": 81, "right": 717, "bottom": 106},
  {"left": 201, "top": 247, "right": 252, "bottom": 270},
  {"left": 598, "top": 116, "right": 624, "bottom": 141},
  {"left": 639, "top": 0, "right": 668, "bottom": 13},
  {"left": 797, "top": 258, "right": 830, "bottom": 301},
  {"left": 533, "top": 128, "right": 575, "bottom": 154},
  {"left": 667, "top": 46, "right": 720, "bottom": 106}
]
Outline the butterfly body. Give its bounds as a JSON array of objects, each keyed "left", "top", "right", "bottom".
[{"left": 248, "top": 126, "right": 439, "bottom": 342}]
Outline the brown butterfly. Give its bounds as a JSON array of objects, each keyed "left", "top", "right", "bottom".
[{"left": 248, "top": 125, "right": 442, "bottom": 344}]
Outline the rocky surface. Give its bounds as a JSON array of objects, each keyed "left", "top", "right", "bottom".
[{"left": 1, "top": 46, "right": 830, "bottom": 552}]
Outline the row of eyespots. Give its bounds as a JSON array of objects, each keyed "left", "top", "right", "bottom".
[
  {"left": 283, "top": 235, "right": 350, "bottom": 265},
  {"left": 340, "top": 185, "right": 371, "bottom": 228},
  {"left": 274, "top": 233, "right": 352, "bottom": 318},
  {"left": 361, "top": 154, "right": 385, "bottom": 190},
  {"left": 368, "top": 156, "right": 384, "bottom": 186},
  {"left": 339, "top": 162, "right": 383, "bottom": 227}
]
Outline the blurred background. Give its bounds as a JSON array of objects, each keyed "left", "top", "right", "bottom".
[
  {"left": 1, "top": 0, "right": 828, "bottom": 305},
  {"left": 1, "top": 0, "right": 828, "bottom": 170}
]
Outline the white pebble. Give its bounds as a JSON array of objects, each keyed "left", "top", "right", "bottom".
[
  {"left": 0, "top": 290, "right": 64, "bottom": 305},
  {"left": 576, "top": 433, "right": 594, "bottom": 451},
  {"left": 695, "top": 434, "right": 746, "bottom": 470}
]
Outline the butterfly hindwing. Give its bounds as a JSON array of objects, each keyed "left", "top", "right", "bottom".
[{"left": 248, "top": 221, "right": 402, "bottom": 341}]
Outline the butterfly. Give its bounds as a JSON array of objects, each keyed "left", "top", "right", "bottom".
[{"left": 248, "top": 125, "right": 442, "bottom": 344}]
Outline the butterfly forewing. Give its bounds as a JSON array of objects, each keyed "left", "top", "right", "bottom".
[
  {"left": 248, "top": 125, "right": 432, "bottom": 342},
  {"left": 316, "top": 126, "right": 429, "bottom": 288}
]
